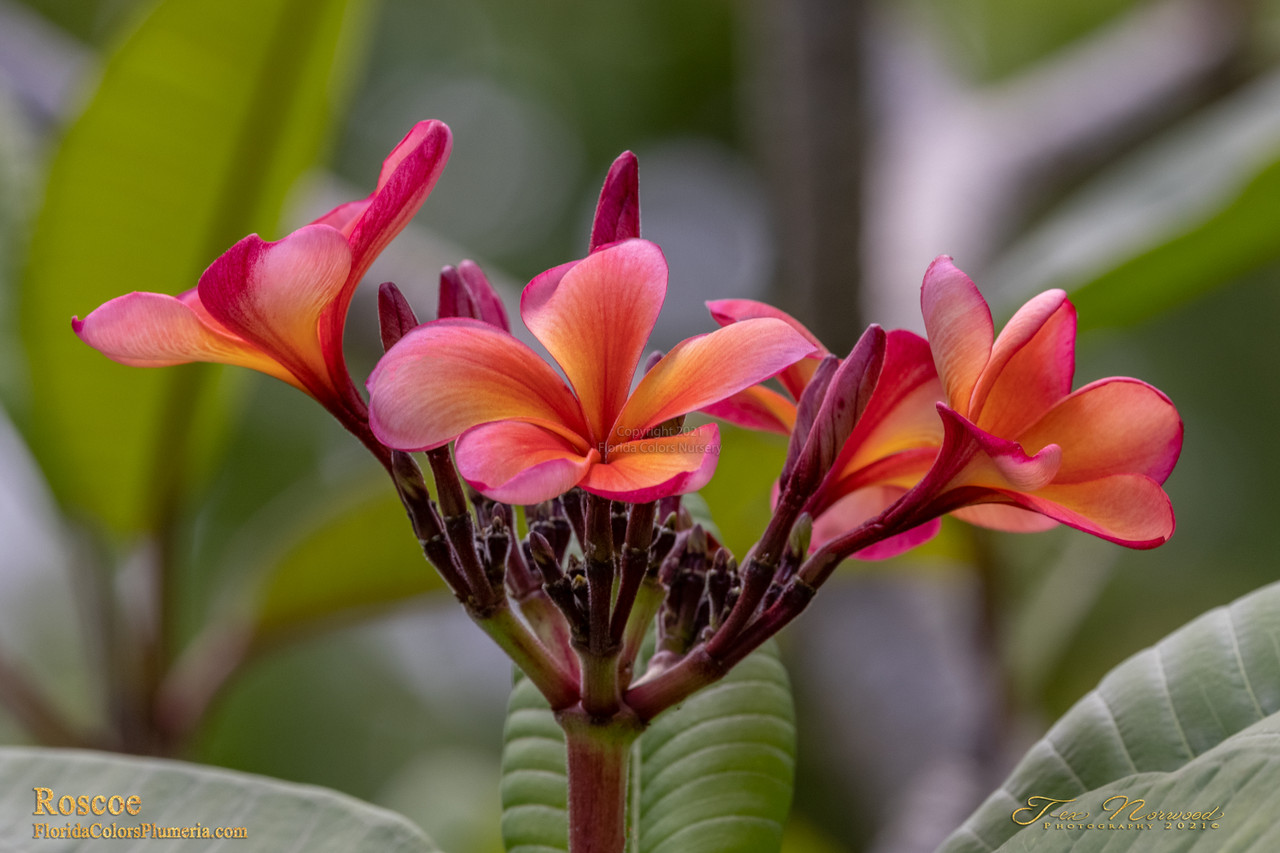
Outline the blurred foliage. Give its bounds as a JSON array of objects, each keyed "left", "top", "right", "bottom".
[
  {"left": 18, "top": 0, "right": 365, "bottom": 533},
  {"left": 5, "top": 0, "right": 1280, "bottom": 850},
  {"left": 921, "top": 0, "right": 1139, "bottom": 81}
]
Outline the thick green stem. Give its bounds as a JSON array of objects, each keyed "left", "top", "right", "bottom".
[
  {"left": 477, "top": 602, "right": 578, "bottom": 710},
  {"left": 560, "top": 708, "right": 641, "bottom": 853}
]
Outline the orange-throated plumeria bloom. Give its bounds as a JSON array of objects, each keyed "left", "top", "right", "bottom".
[
  {"left": 703, "top": 300, "right": 946, "bottom": 558},
  {"left": 707, "top": 256, "right": 1182, "bottom": 556},
  {"left": 882, "top": 256, "right": 1182, "bottom": 548},
  {"left": 73, "top": 121, "right": 452, "bottom": 459},
  {"left": 365, "top": 239, "right": 818, "bottom": 505}
]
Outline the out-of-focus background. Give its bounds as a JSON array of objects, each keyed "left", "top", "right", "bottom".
[{"left": 1, "top": 0, "right": 1277, "bottom": 850}]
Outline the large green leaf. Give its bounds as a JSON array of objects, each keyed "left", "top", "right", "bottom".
[
  {"left": 500, "top": 642, "right": 796, "bottom": 853},
  {"left": 986, "top": 71, "right": 1280, "bottom": 329},
  {"left": 19, "top": 0, "right": 367, "bottom": 533},
  {"left": 938, "top": 580, "right": 1280, "bottom": 853},
  {"left": 987, "top": 715, "right": 1280, "bottom": 851},
  {"left": 0, "top": 746, "right": 441, "bottom": 851},
  {"left": 250, "top": 477, "right": 448, "bottom": 639}
]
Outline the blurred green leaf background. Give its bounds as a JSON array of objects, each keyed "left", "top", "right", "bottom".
[{"left": 3, "top": 0, "right": 1280, "bottom": 851}]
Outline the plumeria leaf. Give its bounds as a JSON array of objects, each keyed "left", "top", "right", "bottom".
[
  {"left": 938, "top": 579, "right": 1280, "bottom": 853},
  {"left": 250, "top": 477, "right": 447, "bottom": 639},
  {"left": 0, "top": 747, "right": 443, "bottom": 851},
  {"left": 19, "top": 0, "right": 367, "bottom": 533},
  {"left": 500, "top": 641, "right": 795, "bottom": 853}
]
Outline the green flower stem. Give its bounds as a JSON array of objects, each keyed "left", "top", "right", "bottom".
[
  {"left": 515, "top": 589, "right": 580, "bottom": 681},
  {"left": 477, "top": 601, "right": 578, "bottom": 710},
  {"left": 559, "top": 707, "right": 641, "bottom": 853},
  {"left": 617, "top": 574, "right": 664, "bottom": 688}
]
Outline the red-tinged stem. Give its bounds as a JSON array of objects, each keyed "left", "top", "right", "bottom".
[
  {"left": 706, "top": 483, "right": 809, "bottom": 656},
  {"left": 389, "top": 451, "right": 470, "bottom": 599},
  {"left": 609, "top": 501, "right": 656, "bottom": 645},
  {"left": 624, "top": 647, "right": 727, "bottom": 723},
  {"left": 427, "top": 447, "right": 499, "bottom": 611},
  {"left": 0, "top": 647, "right": 97, "bottom": 748},
  {"left": 478, "top": 602, "right": 579, "bottom": 710},
  {"left": 515, "top": 589, "right": 580, "bottom": 681},
  {"left": 560, "top": 708, "right": 641, "bottom": 853},
  {"left": 581, "top": 494, "right": 620, "bottom": 717}
]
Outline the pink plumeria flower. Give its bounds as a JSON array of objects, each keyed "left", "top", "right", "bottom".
[
  {"left": 365, "top": 239, "right": 817, "bottom": 505},
  {"left": 703, "top": 299, "right": 946, "bottom": 557},
  {"left": 892, "top": 256, "right": 1183, "bottom": 548},
  {"left": 73, "top": 120, "right": 452, "bottom": 457}
]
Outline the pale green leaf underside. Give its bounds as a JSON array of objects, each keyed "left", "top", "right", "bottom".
[
  {"left": 0, "top": 747, "right": 440, "bottom": 851},
  {"left": 939, "top": 580, "right": 1280, "bottom": 853},
  {"left": 500, "top": 642, "right": 796, "bottom": 853}
]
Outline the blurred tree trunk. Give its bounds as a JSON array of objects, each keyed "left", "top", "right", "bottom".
[{"left": 742, "top": 0, "right": 867, "bottom": 354}]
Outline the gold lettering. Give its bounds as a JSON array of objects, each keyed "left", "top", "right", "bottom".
[
  {"left": 58, "top": 795, "right": 74, "bottom": 815},
  {"left": 1125, "top": 798, "right": 1147, "bottom": 821},
  {"left": 126, "top": 795, "right": 142, "bottom": 816},
  {"left": 1102, "top": 795, "right": 1129, "bottom": 821},
  {"left": 1013, "top": 796, "right": 1077, "bottom": 825},
  {"left": 108, "top": 795, "right": 125, "bottom": 815},
  {"left": 91, "top": 795, "right": 106, "bottom": 815},
  {"left": 76, "top": 794, "right": 91, "bottom": 815},
  {"left": 33, "top": 787, "right": 55, "bottom": 815}
]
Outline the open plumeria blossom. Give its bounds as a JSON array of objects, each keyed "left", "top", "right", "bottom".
[
  {"left": 74, "top": 120, "right": 452, "bottom": 463},
  {"left": 71, "top": 129, "right": 1182, "bottom": 853},
  {"left": 703, "top": 258, "right": 1181, "bottom": 561},
  {"left": 366, "top": 241, "right": 816, "bottom": 506}
]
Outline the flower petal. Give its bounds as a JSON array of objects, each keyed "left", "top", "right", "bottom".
[
  {"left": 996, "top": 475, "right": 1175, "bottom": 548},
  {"left": 922, "top": 406, "right": 1061, "bottom": 497},
  {"left": 951, "top": 503, "right": 1059, "bottom": 533},
  {"left": 319, "top": 121, "right": 453, "bottom": 384},
  {"left": 197, "top": 225, "right": 352, "bottom": 390},
  {"left": 701, "top": 386, "right": 797, "bottom": 434},
  {"left": 1018, "top": 377, "right": 1183, "bottom": 484},
  {"left": 614, "top": 317, "right": 817, "bottom": 443},
  {"left": 811, "top": 484, "right": 942, "bottom": 559},
  {"left": 456, "top": 421, "right": 597, "bottom": 504},
  {"left": 707, "top": 298, "right": 827, "bottom": 399},
  {"left": 920, "top": 256, "right": 993, "bottom": 416},
  {"left": 971, "top": 289, "right": 1075, "bottom": 436},
  {"left": 350, "top": 120, "right": 453, "bottom": 278},
  {"left": 367, "top": 318, "right": 589, "bottom": 451},
  {"left": 579, "top": 423, "right": 721, "bottom": 502},
  {"left": 73, "top": 291, "right": 300, "bottom": 388},
  {"left": 521, "top": 239, "right": 667, "bottom": 442}
]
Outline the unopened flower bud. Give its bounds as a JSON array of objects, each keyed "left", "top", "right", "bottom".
[
  {"left": 782, "top": 325, "right": 886, "bottom": 496},
  {"left": 589, "top": 150, "right": 640, "bottom": 253},
  {"left": 378, "top": 282, "right": 419, "bottom": 352}
]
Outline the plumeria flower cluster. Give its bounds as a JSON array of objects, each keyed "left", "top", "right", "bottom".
[{"left": 74, "top": 119, "right": 1182, "bottom": 853}]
